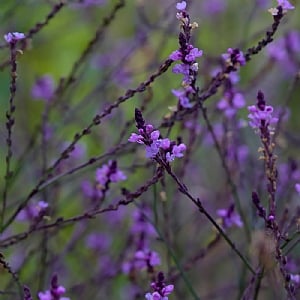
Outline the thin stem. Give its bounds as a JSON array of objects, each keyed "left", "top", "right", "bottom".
[
  {"left": 157, "top": 158, "right": 255, "bottom": 275},
  {"left": 1, "top": 41, "right": 18, "bottom": 227}
]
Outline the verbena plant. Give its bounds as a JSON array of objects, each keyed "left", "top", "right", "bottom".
[{"left": 0, "top": 1, "right": 299, "bottom": 299}]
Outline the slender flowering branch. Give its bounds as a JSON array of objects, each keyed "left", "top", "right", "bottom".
[
  {"left": 248, "top": 90, "right": 278, "bottom": 219},
  {"left": 248, "top": 91, "right": 296, "bottom": 299},
  {"left": 1, "top": 32, "right": 25, "bottom": 227}
]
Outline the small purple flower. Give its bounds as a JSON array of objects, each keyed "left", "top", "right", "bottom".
[
  {"left": 201, "top": 0, "right": 227, "bottom": 15},
  {"left": 128, "top": 133, "right": 144, "bottom": 144},
  {"left": 122, "top": 249, "right": 161, "bottom": 274},
  {"left": 32, "top": 75, "right": 55, "bottom": 101},
  {"left": 172, "top": 89, "right": 192, "bottom": 108},
  {"left": 169, "top": 50, "right": 183, "bottom": 61},
  {"left": 295, "top": 183, "right": 300, "bottom": 195},
  {"left": 38, "top": 274, "right": 69, "bottom": 300},
  {"left": 176, "top": 1, "right": 187, "bottom": 11},
  {"left": 248, "top": 105, "right": 278, "bottom": 130},
  {"left": 96, "top": 160, "right": 126, "bottom": 185},
  {"left": 146, "top": 142, "right": 161, "bottom": 158},
  {"left": 4, "top": 32, "right": 25, "bottom": 43},
  {"left": 185, "top": 47, "right": 203, "bottom": 62},
  {"left": 277, "top": 0, "right": 295, "bottom": 10},
  {"left": 290, "top": 274, "right": 300, "bottom": 284},
  {"left": 160, "top": 138, "right": 171, "bottom": 150},
  {"left": 17, "top": 201, "right": 49, "bottom": 222},
  {"left": 248, "top": 91, "right": 278, "bottom": 132},
  {"left": 166, "top": 144, "right": 186, "bottom": 162},
  {"left": 134, "top": 250, "right": 161, "bottom": 268},
  {"left": 85, "top": 233, "right": 111, "bottom": 251},
  {"left": 217, "top": 207, "right": 243, "bottom": 228},
  {"left": 172, "top": 63, "right": 190, "bottom": 76},
  {"left": 129, "top": 110, "right": 187, "bottom": 162},
  {"left": 222, "top": 48, "right": 246, "bottom": 66},
  {"left": 146, "top": 272, "right": 174, "bottom": 300}
]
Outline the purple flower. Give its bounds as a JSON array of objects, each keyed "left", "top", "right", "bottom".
[
  {"left": 130, "top": 208, "right": 156, "bottom": 237},
  {"left": 160, "top": 138, "right": 171, "bottom": 150},
  {"left": 134, "top": 250, "right": 161, "bottom": 268},
  {"left": 185, "top": 47, "right": 203, "bottom": 62},
  {"left": 166, "top": 144, "right": 186, "bottom": 162},
  {"left": 17, "top": 201, "right": 49, "bottom": 222},
  {"left": 201, "top": 0, "right": 227, "bottom": 15},
  {"left": 32, "top": 75, "right": 55, "bottom": 101},
  {"left": 295, "top": 183, "right": 300, "bottom": 194},
  {"left": 38, "top": 274, "right": 69, "bottom": 300},
  {"left": 172, "top": 89, "right": 192, "bottom": 108},
  {"left": 4, "top": 32, "right": 25, "bottom": 43},
  {"left": 122, "top": 250, "right": 161, "bottom": 274},
  {"left": 146, "top": 142, "right": 161, "bottom": 158},
  {"left": 290, "top": 274, "right": 300, "bottom": 284},
  {"left": 222, "top": 48, "right": 246, "bottom": 66},
  {"left": 85, "top": 233, "right": 111, "bottom": 251},
  {"left": 145, "top": 272, "right": 174, "bottom": 300},
  {"left": 172, "top": 63, "right": 190, "bottom": 76},
  {"left": 278, "top": 0, "right": 295, "bottom": 10},
  {"left": 96, "top": 160, "right": 126, "bottom": 185},
  {"left": 169, "top": 50, "right": 183, "bottom": 61},
  {"left": 217, "top": 208, "right": 243, "bottom": 228},
  {"left": 129, "top": 110, "right": 186, "bottom": 162},
  {"left": 267, "top": 31, "right": 300, "bottom": 74},
  {"left": 248, "top": 105, "right": 278, "bottom": 130},
  {"left": 128, "top": 133, "right": 144, "bottom": 143},
  {"left": 176, "top": 1, "right": 187, "bottom": 11}
]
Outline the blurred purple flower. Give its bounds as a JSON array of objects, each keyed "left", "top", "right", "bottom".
[
  {"left": 145, "top": 272, "right": 174, "bottom": 300},
  {"left": 277, "top": 0, "right": 295, "bottom": 10},
  {"left": 17, "top": 201, "right": 48, "bottom": 222},
  {"left": 4, "top": 32, "right": 25, "bottom": 43},
  {"left": 295, "top": 183, "right": 300, "bottom": 194},
  {"left": 201, "top": 0, "right": 227, "bottom": 15},
  {"left": 85, "top": 233, "right": 111, "bottom": 251},
  {"left": 32, "top": 75, "right": 55, "bottom": 101},
  {"left": 176, "top": 1, "right": 186, "bottom": 11},
  {"left": 38, "top": 274, "right": 69, "bottom": 300},
  {"left": 96, "top": 160, "right": 126, "bottom": 185},
  {"left": 267, "top": 31, "right": 300, "bottom": 74},
  {"left": 217, "top": 205, "right": 243, "bottom": 228}
]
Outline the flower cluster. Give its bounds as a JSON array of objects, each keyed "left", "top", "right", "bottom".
[
  {"left": 4, "top": 32, "right": 25, "bottom": 43},
  {"left": 38, "top": 274, "right": 69, "bottom": 300},
  {"left": 222, "top": 47, "right": 246, "bottom": 70},
  {"left": 129, "top": 109, "right": 186, "bottom": 162},
  {"left": 122, "top": 249, "right": 161, "bottom": 275},
  {"left": 217, "top": 91, "right": 245, "bottom": 118},
  {"left": 248, "top": 91, "right": 278, "bottom": 133},
  {"left": 96, "top": 160, "right": 126, "bottom": 185},
  {"left": 145, "top": 272, "right": 174, "bottom": 300},
  {"left": 169, "top": 1, "right": 203, "bottom": 108},
  {"left": 81, "top": 160, "right": 126, "bottom": 201}
]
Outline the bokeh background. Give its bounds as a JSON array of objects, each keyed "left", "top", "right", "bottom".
[{"left": 0, "top": 0, "right": 300, "bottom": 299}]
